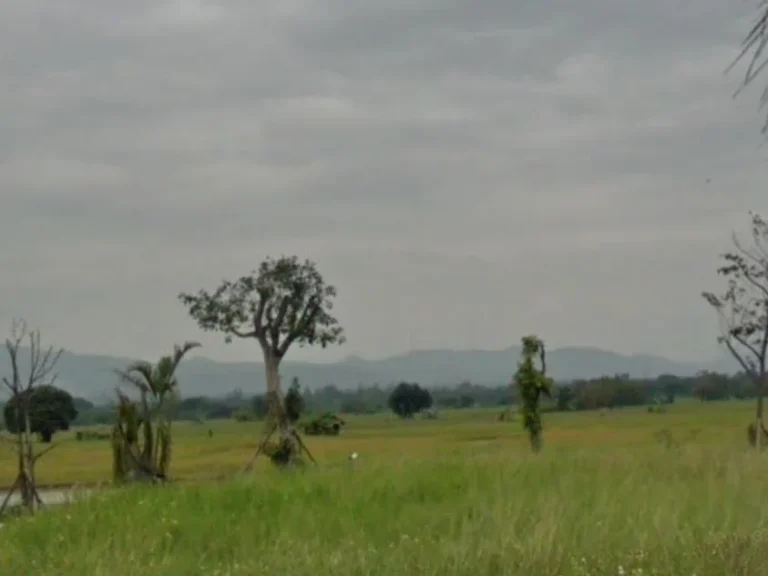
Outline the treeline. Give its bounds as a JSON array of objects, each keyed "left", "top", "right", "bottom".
[
  {"left": 560, "top": 371, "right": 755, "bottom": 411},
  {"left": 59, "top": 370, "right": 752, "bottom": 425}
]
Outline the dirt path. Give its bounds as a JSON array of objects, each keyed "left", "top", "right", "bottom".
[{"left": 0, "top": 487, "right": 93, "bottom": 508}]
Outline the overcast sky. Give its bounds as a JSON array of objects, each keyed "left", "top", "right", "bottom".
[{"left": 1, "top": 0, "right": 767, "bottom": 364}]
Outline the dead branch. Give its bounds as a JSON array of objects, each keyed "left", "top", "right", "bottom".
[{"left": 0, "top": 319, "right": 64, "bottom": 515}]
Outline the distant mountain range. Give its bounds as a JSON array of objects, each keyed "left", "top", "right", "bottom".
[{"left": 0, "top": 345, "right": 739, "bottom": 402}]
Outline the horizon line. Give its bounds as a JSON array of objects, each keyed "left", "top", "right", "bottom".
[{"left": 17, "top": 343, "right": 729, "bottom": 367}]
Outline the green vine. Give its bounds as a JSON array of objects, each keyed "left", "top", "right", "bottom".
[{"left": 514, "top": 335, "right": 553, "bottom": 452}]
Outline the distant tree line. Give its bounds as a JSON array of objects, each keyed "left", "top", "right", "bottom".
[
  {"left": 54, "top": 369, "right": 751, "bottom": 425},
  {"left": 559, "top": 371, "right": 755, "bottom": 411}
]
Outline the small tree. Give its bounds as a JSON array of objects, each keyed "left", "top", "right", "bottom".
[
  {"left": 662, "top": 383, "right": 677, "bottom": 405},
  {"left": 555, "top": 385, "right": 574, "bottom": 412},
  {"left": 458, "top": 394, "right": 474, "bottom": 409},
  {"left": 111, "top": 341, "right": 199, "bottom": 484},
  {"left": 4, "top": 385, "right": 77, "bottom": 443},
  {"left": 0, "top": 320, "right": 63, "bottom": 515},
  {"left": 388, "top": 382, "right": 433, "bottom": 418},
  {"left": 284, "top": 377, "right": 305, "bottom": 424},
  {"left": 514, "top": 335, "right": 553, "bottom": 453},
  {"left": 703, "top": 212, "right": 768, "bottom": 450},
  {"left": 251, "top": 394, "right": 269, "bottom": 419},
  {"left": 179, "top": 256, "right": 345, "bottom": 466}
]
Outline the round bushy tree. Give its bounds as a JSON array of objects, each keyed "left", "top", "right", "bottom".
[
  {"left": 388, "top": 382, "right": 433, "bottom": 418},
  {"left": 4, "top": 385, "right": 78, "bottom": 443}
]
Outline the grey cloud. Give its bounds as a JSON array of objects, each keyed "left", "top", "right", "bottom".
[{"left": 0, "top": 0, "right": 765, "bottom": 364}]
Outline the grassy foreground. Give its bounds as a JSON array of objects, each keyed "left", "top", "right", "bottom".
[{"left": 1, "top": 446, "right": 768, "bottom": 575}]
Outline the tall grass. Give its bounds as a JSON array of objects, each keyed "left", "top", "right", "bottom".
[{"left": 1, "top": 445, "right": 767, "bottom": 575}]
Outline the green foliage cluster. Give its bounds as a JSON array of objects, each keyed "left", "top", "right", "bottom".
[
  {"left": 284, "top": 377, "right": 305, "bottom": 424},
  {"left": 232, "top": 408, "right": 254, "bottom": 422},
  {"left": 111, "top": 342, "right": 199, "bottom": 484},
  {"left": 111, "top": 394, "right": 172, "bottom": 484},
  {"left": 387, "top": 382, "right": 433, "bottom": 418},
  {"left": 75, "top": 429, "right": 111, "bottom": 441},
  {"left": 178, "top": 256, "right": 345, "bottom": 352},
  {"left": 303, "top": 412, "right": 345, "bottom": 436}
]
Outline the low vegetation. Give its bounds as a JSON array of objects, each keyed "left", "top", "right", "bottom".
[{"left": 303, "top": 412, "right": 346, "bottom": 436}]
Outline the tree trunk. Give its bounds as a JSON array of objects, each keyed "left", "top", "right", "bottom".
[
  {"left": 263, "top": 350, "right": 300, "bottom": 466},
  {"left": 757, "top": 374, "right": 765, "bottom": 452},
  {"left": 12, "top": 402, "right": 34, "bottom": 513},
  {"left": 15, "top": 430, "right": 27, "bottom": 509},
  {"left": 264, "top": 352, "right": 284, "bottom": 421},
  {"left": 23, "top": 409, "right": 36, "bottom": 512}
]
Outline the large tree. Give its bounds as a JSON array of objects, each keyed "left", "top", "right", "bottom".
[
  {"left": 703, "top": 212, "right": 768, "bottom": 450},
  {"left": 178, "top": 256, "right": 345, "bottom": 462}
]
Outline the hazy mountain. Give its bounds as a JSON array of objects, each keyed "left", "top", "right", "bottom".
[{"left": 0, "top": 345, "right": 739, "bottom": 401}]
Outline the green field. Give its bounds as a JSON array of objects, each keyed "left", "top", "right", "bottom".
[{"left": 1, "top": 401, "right": 767, "bottom": 575}]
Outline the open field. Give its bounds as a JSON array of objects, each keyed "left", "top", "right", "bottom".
[
  {"left": 0, "top": 399, "right": 754, "bottom": 487},
  {"left": 1, "top": 401, "right": 767, "bottom": 575}
]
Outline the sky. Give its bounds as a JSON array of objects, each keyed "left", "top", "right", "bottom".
[{"left": 1, "top": 0, "right": 767, "bottom": 365}]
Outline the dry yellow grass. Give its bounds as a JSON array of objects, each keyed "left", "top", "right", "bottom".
[{"left": 0, "top": 398, "right": 752, "bottom": 487}]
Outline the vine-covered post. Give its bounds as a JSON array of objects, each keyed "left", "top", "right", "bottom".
[{"left": 514, "top": 335, "right": 553, "bottom": 452}]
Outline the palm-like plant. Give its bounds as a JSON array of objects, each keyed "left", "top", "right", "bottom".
[{"left": 111, "top": 341, "right": 200, "bottom": 484}]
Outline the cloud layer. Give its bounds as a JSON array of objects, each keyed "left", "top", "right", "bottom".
[{"left": 1, "top": 0, "right": 766, "bottom": 364}]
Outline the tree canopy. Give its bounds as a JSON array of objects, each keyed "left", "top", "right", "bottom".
[
  {"left": 115, "top": 341, "right": 201, "bottom": 410},
  {"left": 178, "top": 256, "right": 345, "bottom": 360}
]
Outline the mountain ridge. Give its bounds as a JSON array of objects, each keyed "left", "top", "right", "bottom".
[{"left": 0, "top": 345, "right": 739, "bottom": 402}]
